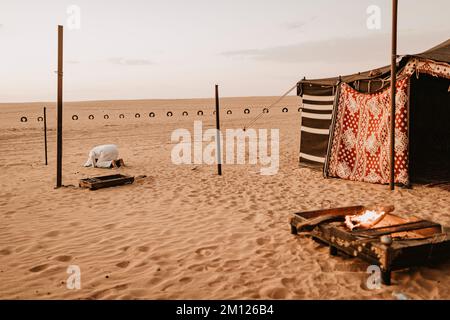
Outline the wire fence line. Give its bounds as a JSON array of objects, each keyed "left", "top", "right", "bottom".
[{"left": 12, "top": 104, "right": 300, "bottom": 124}]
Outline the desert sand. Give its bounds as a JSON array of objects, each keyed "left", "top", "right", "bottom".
[{"left": 0, "top": 96, "right": 449, "bottom": 300}]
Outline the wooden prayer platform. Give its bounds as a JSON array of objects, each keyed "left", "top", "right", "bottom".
[{"left": 79, "top": 174, "right": 135, "bottom": 190}]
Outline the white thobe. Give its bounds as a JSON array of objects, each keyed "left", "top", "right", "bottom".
[{"left": 83, "top": 144, "right": 119, "bottom": 168}]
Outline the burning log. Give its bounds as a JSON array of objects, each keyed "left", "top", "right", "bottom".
[
  {"left": 345, "top": 210, "right": 386, "bottom": 230},
  {"left": 292, "top": 214, "right": 345, "bottom": 233},
  {"left": 344, "top": 205, "right": 394, "bottom": 231}
]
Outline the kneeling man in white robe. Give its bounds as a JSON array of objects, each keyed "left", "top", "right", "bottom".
[{"left": 84, "top": 144, "right": 124, "bottom": 168}]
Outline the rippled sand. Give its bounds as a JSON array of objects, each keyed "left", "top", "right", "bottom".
[{"left": 0, "top": 97, "right": 449, "bottom": 299}]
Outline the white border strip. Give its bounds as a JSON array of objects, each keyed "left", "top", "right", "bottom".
[
  {"left": 301, "top": 103, "right": 334, "bottom": 111},
  {"left": 303, "top": 94, "right": 335, "bottom": 102},
  {"left": 300, "top": 152, "right": 325, "bottom": 163},
  {"left": 301, "top": 126, "right": 330, "bottom": 135},
  {"left": 302, "top": 112, "right": 332, "bottom": 120}
]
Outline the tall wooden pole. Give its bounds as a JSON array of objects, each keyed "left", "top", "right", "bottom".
[
  {"left": 389, "top": 0, "right": 398, "bottom": 190},
  {"left": 56, "top": 25, "right": 63, "bottom": 188},
  {"left": 44, "top": 107, "right": 48, "bottom": 165},
  {"left": 215, "top": 84, "right": 222, "bottom": 176}
]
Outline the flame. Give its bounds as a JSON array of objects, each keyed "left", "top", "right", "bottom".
[
  {"left": 356, "top": 210, "right": 384, "bottom": 224},
  {"left": 345, "top": 209, "right": 387, "bottom": 230}
]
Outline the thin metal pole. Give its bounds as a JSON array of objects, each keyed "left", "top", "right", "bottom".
[
  {"left": 215, "top": 84, "right": 222, "bottom": 176},
  {"left": 389, "top": 0, "right": 398, "bottom": 190},
  {"left": 56, "top": 25, "right": 63, "bottom": 188},
  {"left": 44, "top": 107, "right": 48, "bottom": 165}
]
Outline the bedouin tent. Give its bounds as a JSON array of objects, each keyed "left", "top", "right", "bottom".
[{"left": 297, "top": 39, "right": 450, "bottom": 185}]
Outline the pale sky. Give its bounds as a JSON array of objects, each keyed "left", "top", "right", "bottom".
[{"left": 0, "top": 0, "right": 449, "bottom": 102}]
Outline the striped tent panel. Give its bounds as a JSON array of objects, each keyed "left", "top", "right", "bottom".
[
  {"left": 302, "top": 94, "right": 335, "bottom": 102},
  {"left": 301, "top": 112, "right": 333, "bottom": 120},
  {"left": 301, "top": 126, "right": 330, "bottom": 135},
  {"left": 301, "top": 103, "right": 334, "bottom": 111},
  {"left": 299, "top": 152, "right": 326, "bottom": 163},
  {"left": 299, "top": 89, "right": 336, "bottom": 167}
]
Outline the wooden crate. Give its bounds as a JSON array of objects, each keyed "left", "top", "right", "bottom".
[
  {"left": 289, "top": 205, "right": 450, "bottom": 285},
  {"left": 79, "top": 174, "right": 135, "bottom": 190}
]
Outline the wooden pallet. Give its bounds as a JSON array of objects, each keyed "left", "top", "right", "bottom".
[
  {"left": 289, "top": 205, "right": 450, "bottom": 285},
  {"left": 79, "top": 174, "right": 135, "bottom": 190}
]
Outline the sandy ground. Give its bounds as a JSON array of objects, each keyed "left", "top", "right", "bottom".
[{"left": 0, "top": 96, "right": 449, "bottom": 300}]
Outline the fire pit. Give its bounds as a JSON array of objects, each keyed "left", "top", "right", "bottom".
[{"left": 289, "top": 205, "right": 450, "bottom": 285}]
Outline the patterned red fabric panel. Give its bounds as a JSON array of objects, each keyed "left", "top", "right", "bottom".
[
  {"left": 400, "top": 58, "right": 450, "bottom": 79},
  {"left": 327, "top": 78, "right": 409, "bottom": 185}
]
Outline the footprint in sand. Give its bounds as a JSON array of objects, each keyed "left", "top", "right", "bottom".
[
  {"left": 69, "top": 222, "right": 81, "bottom": 227},
  {"left": 179, "top": 277, "right": 193, "bottom": 284},
  {"left": 29, "top": 264, "right": 49, "bottom": 273},
  {"left": 260, "top": 287, "right": 289, "bottom": 299},
  {"left": 44, "top": 231, "right": 60, "bottom": 238},
  {"left": 223, "top": 260, "right": 241, "bottom": 269},
  {"left": 187, "top": 263, "right": 207, "bottom": 272},
  {"left": 116, "top": 261, "right": 130, "bottom": 268},
  {"left": 256, "top": 237, "right": 270, "bottom": 245},
  {"left": 135, "top": 260, "right": 148, "bottom": 267},
  {"left": 88, "top": 289, "right": 110, "bottom": 300},
  {"left": 161, "top": 283, "right": 175, "bottom": 292},
  {"left": 113, "top": 283, "right": 129, "bottom": 291},
  {"left": 54, "top": 255, "right": 72, "bottom": 262},
  {"left": 146, "top": 277, "right": 163, "bottom": 286},
  {"left": 0, "top": 248, "right": 12, "bottom": 255},
  {"left": 138, "top": 246, "right": 150, "bottom": 252},
  {"left": 280, "top": 277, "right": 296, "bottom": 289},
  {"left": 195, "top": 246, "right": 218, "bottom": 258}
]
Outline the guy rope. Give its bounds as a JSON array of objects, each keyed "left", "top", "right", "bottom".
[{"left": 242, "top": 83, "right": 298, "bottom": 131}]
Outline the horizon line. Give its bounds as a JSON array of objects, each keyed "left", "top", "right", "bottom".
[{"left": 0, "top": 94, "right": 300, "bottom": 105}]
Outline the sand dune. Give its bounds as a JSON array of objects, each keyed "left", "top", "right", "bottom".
[{"left": 0, "top": 97, "right": 449, "bottom": 299}]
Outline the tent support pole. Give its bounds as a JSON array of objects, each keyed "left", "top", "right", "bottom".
[
  {"left": 389, "top": 0, "right": 398, "bottom": 191},
  {"left": 44, "top": 107, "right": 48, "bottom": 166},
  {"left": 56, "top": 25, "right": 63, "bottom": 188},
  {"left": 215, "top": 84, "right": 222, "bottom": 176}
]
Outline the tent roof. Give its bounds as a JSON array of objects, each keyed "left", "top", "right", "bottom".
[
  {"left": 298, "top": 65, "right": 391, "bottom": 88},
  {"left": 410, "top": 38, "right": 450, "bottom": 63},
  {"left": 297, "top": 38, "right": 450, "bottom": 88}
]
